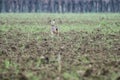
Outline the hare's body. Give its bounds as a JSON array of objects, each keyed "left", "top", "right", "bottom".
[
  {"left": 51, "top": 25, "right": 58, "bottom": 35},
  {"left": 50, "top": 19, "right": 59, "bottom": 36}
]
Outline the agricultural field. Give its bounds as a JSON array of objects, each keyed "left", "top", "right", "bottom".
[{"left": 0, "top": 13, "right": 120, "bottom": 80}]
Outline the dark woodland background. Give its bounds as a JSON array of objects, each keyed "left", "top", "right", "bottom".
[{"left": 0, "top": 0, "right": 120, "bottom": 13}]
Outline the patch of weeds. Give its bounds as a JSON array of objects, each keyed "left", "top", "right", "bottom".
[
  {"left": 63, "top": 71, "right": 80, "bottom": 80},
  {"left": 109, "top": 72, "right": 120, "bottom": 80},
  {"left": 36, "top": 36, "right": 42, "bottom": 42},
  {"left": 26, "top": 72, "right": 40, "bottom": 80},
  {"left": 35, "top": 58, "right": 42, "bottom": 68},
  {"left": 4, "top": 59, "right": 11, "bottom": 69},
  {"left": 79, "top": 56, "right": 90, "bottom": 63},
  {"left": 12, "top": 62, "right": 19, "bottom": 73}
]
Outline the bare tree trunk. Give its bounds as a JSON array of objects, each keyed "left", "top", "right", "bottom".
[
  {"left": 58, "top": 0, "right": 62, "bottom": 13},
  {"left": 50, "top": 0, "right": 54, "bottom": 12},
  {"left": 1, "top": 0, "right": 5, "bottom": 12},
  {"left": 0, "top": 0, "right": 2, "bottom": 12},
  {"left": 0, "top": 0, "right": 120, "bottom": 13},
  {"left": 118, "top": 0, "right": 120, "bottom": 12}
]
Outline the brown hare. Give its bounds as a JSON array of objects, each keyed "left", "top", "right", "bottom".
[{"left": 50, "top": 19, "right": 59, "bottom": 36}]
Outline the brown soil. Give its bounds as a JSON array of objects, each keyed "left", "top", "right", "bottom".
[{"left": 0, "top": 28, "right": 120, "bottom": 80}]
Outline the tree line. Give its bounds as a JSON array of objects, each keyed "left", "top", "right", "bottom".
[{"left": 0, "top": 0, "right": 120, "bottom": 13}]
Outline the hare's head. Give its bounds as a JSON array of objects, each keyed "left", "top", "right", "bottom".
[{"left": 50, "top": 19, "right": 56, "bottom": 26}]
